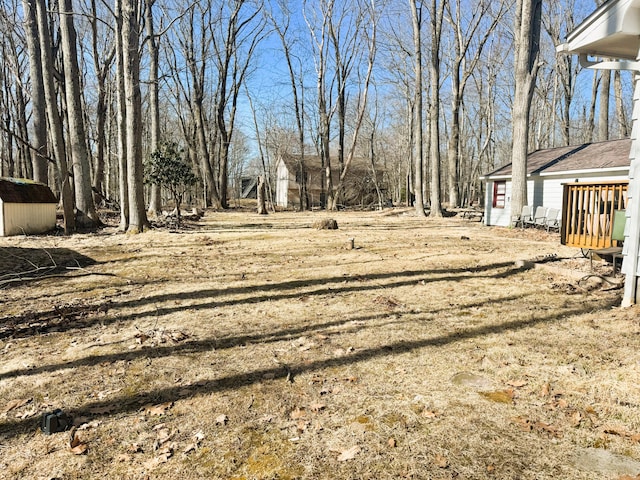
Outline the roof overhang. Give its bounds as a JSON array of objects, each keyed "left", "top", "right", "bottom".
[
  {"left": 557, "top": 0, "right": 640, "bottom": 62},
  {"left": 539, "top": 166, "right": 630, "bottom": 177}
]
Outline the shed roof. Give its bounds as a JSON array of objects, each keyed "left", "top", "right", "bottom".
[
  {"left": 482, "top": 139, "right": 631, "bottom": 179},
  {"left": 0, "top": 178, "right": 58, "bottom": 204}
]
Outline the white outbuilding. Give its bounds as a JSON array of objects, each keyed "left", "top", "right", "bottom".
[{"left": 0, "top": 178, "right": 58, "bottom": 237}]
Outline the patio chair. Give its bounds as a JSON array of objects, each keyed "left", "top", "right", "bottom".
[
  {"left": 590, "top": 209, "right": 626, "bottom": 275},
  {"left": 524, "top": 206, "right": 547, "bottom": 228},
  {"left": 544, "top": 208, "right": 560, "bottom": 231},
  {"left": 512, "top": 205, "right": 533, "bottom": 228}
]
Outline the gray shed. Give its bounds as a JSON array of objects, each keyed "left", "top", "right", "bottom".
[{"left": 0, "top": 178, "right": 58, "bottom": 236}]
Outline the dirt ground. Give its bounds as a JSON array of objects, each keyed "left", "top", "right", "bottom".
[{"left": 1, "top": 208, "right": 639, "bottom": 480}]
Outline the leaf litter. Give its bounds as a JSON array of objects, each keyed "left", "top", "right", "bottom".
[{"left": 0, "top": 209, "right": 637, "bottom": 479}]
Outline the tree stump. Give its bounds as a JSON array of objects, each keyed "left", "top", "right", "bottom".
[{"left": 313, "top": 218, "right": 338, "bottom": 230}]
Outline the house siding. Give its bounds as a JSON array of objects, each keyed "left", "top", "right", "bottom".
[
  {"left": 1, "top": 202, "right": 57, "bottom": 236},
  {"left": 485, "top": 172, "right": 629, "bottom": 227},
  {"left": 275, "top": 159, "right": 291, "bottom": 207}
]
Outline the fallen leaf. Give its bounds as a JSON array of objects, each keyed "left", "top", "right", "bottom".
[
  {"left": 337, "top": 445, "right": 360, "bottom": 461},
  {"left": 605, "top": 427, "right": 630, "bottom": 437},
  {"left": 295, "top": 419, "right": 309, "bottom": 433},
  {"left": 570, "top": 410, "right": 582, "bottom": 427},
  {"left": 541, "top": 383, "right": 551, "bottom": 397},
  {"left": 215, "top": 414, "right": 228, "bottom": 425},
  {"left": 289, "top": 408, "right": 306, "bottom": 420},
  {"left": 116, "top": 453, "right": 133, "bottom": 463},
  {"left": 434, "top": 453, "right": 449, "bottom": 468},
  {"left": 70, "top": 443, "right": 89, "bottom": 455},
  {"left": 480, "top": 390, "right": 514, "bottom": 404},
  {"left": 534, "top": 421, "right": 562, "bottom": 438},
  {"left": 128, "top": 443, "right": 143, "bottom": 453},
  {"left": 69, "top": 430, "right": 88, "bottom": 455},
  {"left": 506, "top": 380, "right": 528, "bottom": 388},
  {"left": 144, "top": 402, "right": 173, "bottom": 416},
  {"left": 155, "top": 428, "right": 172, "bottom": 446},
  {"left": 183, "top": 443, "right": 198, "bottom": 455},
  {"left": 619, "top": 475, "right": 640, "bottom": 480},
  {"left": 512, "top": 416, "right": 533, "bottom": 432},
  {"left": 2, "top": 398, "right": 31, "bottom": 414},
  {"left": 78, "top": 420, "right": 101, "bottom": 430}
]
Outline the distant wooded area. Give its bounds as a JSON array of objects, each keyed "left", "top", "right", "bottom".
[{"left": 0, "top": 0, "right": 629, "bottom": 232}]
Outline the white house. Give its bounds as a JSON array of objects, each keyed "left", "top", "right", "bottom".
[
  {"left": 557, "top": 0, "right": 640, "bottom": 306},
  {"left": 0, "top": 178, "right": 58, "bottom": 236},
  {"left": 481, "top": 139, "right": 631, "bottom": 227},
  {"left": 275, "top": 154, "right": 385, "bottom": 209}
]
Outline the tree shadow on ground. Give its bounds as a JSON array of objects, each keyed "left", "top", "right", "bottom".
[
  {"left": 0, "top": 291, "right": 531, "bottom": 381},
  {"left": 0, "top": 261, "right": 519, "bottom": 340},
  {"left": 0, "top": 247, "right": 96, "bottom": 283},
  {"left": 0, "top": 297, "right": 618, "bottom": 440}
]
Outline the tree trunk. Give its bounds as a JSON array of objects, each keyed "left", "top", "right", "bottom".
[
  {"left": 257, "top": 176, "right": 267, "bottom": 215},
  {"left": 587, "top": 71, "right": 599, "bottom": 142},
  {"left": 121, "top": 0, "right": 148, "bottom": 233},
  {"left": 146, "top": 0, "right": 162, "bottom": 215},
  {"left": 409, "top": 0, "right": 426, "bottom": 217},
  {"left": 614, "top": 70, "right": 630, "bottom": 138},
  {"left": 428, "top": 0, "right": 444, "bottom": 218},
  {"left": 35, "top": 0, "right": 75, "bottom": 233},
  {"left": 597, "top": 68, "right": 610, "bottom": 142},
  {"left": 115, "top": 0, "right": 129, "bottom": 230},
  {"left": 22, "top": 0, "right": 48, "bottom": 184},
  {"left": 59, "top": 0, "right": 100, "bottom": 228},
  {"left": 510, "top": 0, "right": 542, "bottom": 219}
]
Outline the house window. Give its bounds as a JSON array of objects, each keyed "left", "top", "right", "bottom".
[{"left": 493, "top": 181, "right": 506, "bottom": 208}]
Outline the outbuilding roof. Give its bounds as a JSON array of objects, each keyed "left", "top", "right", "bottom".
[
  {"left": 0, "top": 178, "right": 58, "bottom": 204},
  {"left": 482, "top": 139, "right": 631, "bottom": 179}
]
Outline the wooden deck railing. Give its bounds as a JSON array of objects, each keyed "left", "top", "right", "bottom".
[{"left": 561, "top": 181, "right": 628, "bottom": 249}]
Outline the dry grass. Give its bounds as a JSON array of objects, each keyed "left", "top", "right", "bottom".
[{"left": 1, "top": 208, "right": 639, "bottom": 480}]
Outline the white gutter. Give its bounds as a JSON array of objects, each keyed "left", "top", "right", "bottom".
[{"left": 539, "top": 166, "right": 630, "bottom": 177}]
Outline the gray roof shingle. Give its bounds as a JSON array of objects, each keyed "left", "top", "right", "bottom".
[{"left": 484, "top": 139, "right": 631, "bottom": 178}]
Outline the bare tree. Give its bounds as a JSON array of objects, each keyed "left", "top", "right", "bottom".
[
  {"left": 445, "top": 0, "right": 504, "bottom": 207},
  {"left": 304, "top": 0, "right": 334, "bottom": 209},
  {"left": 597, "top": 68, "right": 610, "bottom": 142},
  {"left": 119, "top": 0, "right": 148, "bottom": 233},
  {"left": 211, "top": 0, "right": 264, "bottom": 209},
  {"left": 87, "top": 0, "right": 115, "bottom": 206},
  {"left": 329, "top": 0, "right": 378, "bottom": 211},
  {"left": 115, "top": 0, "right": 129, "bottom": 230},
  {"left": 543, "top": 0, "right": 579, "bottom": 146},
  {"left": 59, "top": 0, "right": 100, "bottom": 227},
  {"left": 614, "top": 70, "right": 630, "bottom": 138},
  {"left": 33, "top": 0, "right": 75, "bottom": 233},
  {"left": 510, "top": 0, "right": 542, "bottom": 218},
  {"left": 20, "top": 0, "right": 48, "bottom": 183},
  {"left": 145, "top": 0, "right": 162, "bottom": 215},
  {"left": 426, "top": 0, "right": 445, "bottom": 217},
  {"left": 173, "top": 2, "right": 219, "bottom": 208},
  {"left": 408, "top": 0, "right": 426, "bottom": 217},
  {"left": 267, "top": 0, "right": 309, "bottom": 210}
]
